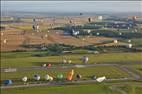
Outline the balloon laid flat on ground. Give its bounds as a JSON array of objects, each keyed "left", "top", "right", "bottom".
[{"left": 96, "top": 76, "right": 106, "bottom": 82}]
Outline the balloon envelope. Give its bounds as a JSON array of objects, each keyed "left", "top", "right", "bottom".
[
  {"left": 96, "top": 76, "right": 106, "bottom": 82},
  {"left": 22, "top": 77, "right": 28, "bottom": 82},
  {"left": 34, "top": 75, "right": 40, "bottom": 81},
  {"left": 49, "top": 76, "right": 53, "bottom": 81},
  {"left": 4, "top": 80, "right": 12, "bottom": 85},
  {"left": 57, "top": 74, "right": 63, "bottom": 79},
  {"left": 45, "top": 75, "right": 50, "bottom": 80},
  {"left": 67, "top": 70, "right": 74, "bottom": 80}
]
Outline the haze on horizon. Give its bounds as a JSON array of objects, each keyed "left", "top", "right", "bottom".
[{"left": 1, "top": 1, "right": 141, "bottom": 13}]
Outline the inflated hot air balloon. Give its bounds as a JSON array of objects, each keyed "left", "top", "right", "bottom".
[
  {"left": 113, "top": 40, "right": 118, "bottom": 44},
  {"left": 45, "top": 74, "right": 50, "bottom": 80},
  {"left": 34, "top": 74, "right": 40, "bottom": 81},
  {"left": 67, "top": 69, "right": 74, "bottom": 81},
  {"left": 49, "top": 76, "right": 53, "bottom": 81},
  {"left": 76, "top": 74, "right": 82, "bottom": 80},
  {"left": 42, "top": 64, "right": 47, "bottom": 67},
  {"left": 4, "top": 80, "right": 12, "bottom": 85},
  {"left": 47, "top": 64, "right": 52, "bottom": 68},
  {"left": 22, "top": 76, "right": 28, "bottom": 82},
  {"left": 57, "top": 74, "right": 63, "bottom": 80},
  {"left": 63, "top": 59, "right": 67, "bottom": 63},
  {"left": 3, "top": 39, "right": 7, "bottom": 44},
  {"left": 88, "top": 18, "right": 92, "bottom": 23},
  {"left": 92, "top": 75, "right": 97, "bottom": 80},
  {"left": 82, "top": 56, "right": 89, "bottom": 64},
  {"left": 128, "top": 40, "right": 131, "bottom": 43},
  {"left": 68, "top": 60, "right": 72, "bottom": 64},
  {"left": 128, "top": 44, "right": 132, "bottom": 48}
]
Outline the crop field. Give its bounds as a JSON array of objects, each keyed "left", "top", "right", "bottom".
[{"left": 1, "top": 29, "right": 118, "bottom": 51}]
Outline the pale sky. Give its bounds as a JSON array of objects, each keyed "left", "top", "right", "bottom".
[{"left": 1, "top": 1, "right": 142, "bottom": 13}]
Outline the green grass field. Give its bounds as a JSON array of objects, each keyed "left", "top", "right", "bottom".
[
  {"left": 1, "top": 66, "right": 129, "bottom": 81},
  {"left": 1, "top": 82, "right": 142, "bottom": 94},
  {"left": 1, "top": 52, "right": 142, "bottom": 68},
  {"left": 128, "top": 64, "right": 142, "bottom": 75},
  {"left": 118, "top": 82, "right": 142, "bottom": 94},
  {"left": 131, "top": 38, "right": 142, "bottom": 46},
  {"left": 1, "top": 83, "right": 120, "bottom": 94}
]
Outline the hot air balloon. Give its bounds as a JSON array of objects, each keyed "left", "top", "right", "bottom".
[
  {"left": 128, "top": 44, "right": 132, "bottom": 48},
  {"left": 87, "top": 30, "right": 91, "bottom": 33},
  {"left": 42, "top": 64, "right": 47, "bottom": 67},
  {"left": 96, "top": 32, "right": 100, "bottom": 36},
  {"left": 82, "top": 56, "right": 89, "bottom": 64},
  {"left": 1, "top": 32, "right": 4, "bottom": 36},
  {"left": 98, "top": 16, "right": 103, "bottom": 20},
  {"left": 113, "top": 40, "right": 118, "bottom": 44},
  {"left": 47, "top": 64, "right": 52, "bottom": 68},
  {"left": 119, "top": 32, "right": 122, "bottom": 35},
  {"left": 3, "top": 39, "right": 7, "bottom": 44},
  {"left": 4, "top": 80, "right": 12, "bottom": 85},
  {"left": 76, "top": 74, "right": 82, "bottom": 80},
  {"left": 45, "top": 74, "right": 50, "bottom": 80},
  {"left": 88, "top": 18, "right": 92, "bottom": 23},
  {"left": 45, "top": 34, "right": 48, "bottom": 38},
  {"left": 57, "top": 74, "right": 63, "bottom": 80},
  {"left": 68, "top": 60, "right": 72, "bottom": 64},
  {"left": 34, "top": 74, "right": 40, "bottom": 81},
  {"left": 22, "top": 76, "right": 28, "bottom": 82},
  {"left": 49, "top": 76, "right": 53, "bottom": 81},
  {"left": 92, "top": 75, "right": 97, "bottom": 80},
  {"left": 67, "top": 69, "right": 74, "bottom": 81},
  {"left": 80, "top": 13, "right": 83, "bottom": 16},
  {"left": 96, "top": 76, "right": 106, "bottom": 82},
  {"left": 128, "top": 40, "right": 131, "bottom": 43},
  {"left": 63, "top": 59, "right": 67, "bottom": 63}
]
